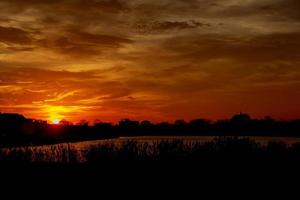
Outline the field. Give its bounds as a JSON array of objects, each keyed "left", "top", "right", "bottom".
[{"left": 1, "top": 136, "right": 300, "bottom": 163}]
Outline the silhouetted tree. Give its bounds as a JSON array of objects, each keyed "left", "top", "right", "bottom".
[
  {"left": 77, "top": 120, "right": 89, "bottom": 126},
  {"left": 60, "top": 119, "right": 72, "bottom": 126},
  {"left": 0, "top": 112, "right": 300, "bottom": 147},
  {"left": 118, "top": 119, "right": 140, "bottom": 135},
  {"left": 230, "top": 113, "right": 251, "bottom": 124}
]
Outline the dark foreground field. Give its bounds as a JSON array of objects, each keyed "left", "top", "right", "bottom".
[
  {"left": 1, "top": 140, "right": 300, "bottom": 197},
  {"left": 1, "top": 137, "right": 300, "bottom": 180}
]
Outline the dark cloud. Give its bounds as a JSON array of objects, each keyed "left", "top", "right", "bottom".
[
  {"left": 37, "top": 31, "right": 133, "bottom": 57},
  {"left": 5, "top": 46, "right": 35, "bottom": 53},
  {"left": 72, "top": 0, "right": 129, "bottom": 13},
  {"left": 134, "top": 20, "right": 210, "bottom": 34},
  {"left": 0, "top": 0, "right": 128, "bottom": 12},
  {"left": 162, "top": 33, "right": 300, "bottom": 62},
  {"left": 0, "top": 26, "right": 32, "bottom": 44},
  {"left": 50, "top": 36, "right": 102, "bottom": 57},
  {"left": 69, "top": 31, "right": 133, "bottom": 46},
  {"left": 205, "top": 0, "right": 300, "bottom": 21},
  {"left": 260, "top": 0, "right": 300, "bottom": 21}
]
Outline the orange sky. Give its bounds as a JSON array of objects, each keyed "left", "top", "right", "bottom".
[{"left": 0, "top": 0, "right": 300, "bottom": 123}]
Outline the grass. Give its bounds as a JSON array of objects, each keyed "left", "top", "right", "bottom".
[{"left": 1, "top": 137, "right": 300, "bottom": 164}]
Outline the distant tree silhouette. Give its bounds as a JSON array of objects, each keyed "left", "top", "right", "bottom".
[
  {"left": 140, "top": 120, "right": 152, "bottom": 127},
  {"left": 59, "top": 119, "right": 73, "bottom": 126},
  {"left": 77, "top": 120, "right": 89, "bottom": 126},
  {"left": 175, "top": 120, "right": 186, "bottom": 126},
  {"left": 118, "top": 119, "right": 140, "bottom": 136},
  {"left": 189, "top": 119, "right": 211, "bottom": 134},
  {"left": 230, "top": 113, "right": 251, "bottom": 124},
  {"left": 0, "top": 112, "right": 300, "bottom": 147}
]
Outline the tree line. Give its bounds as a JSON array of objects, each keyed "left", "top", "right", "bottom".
[{"left": 0, "top": 112, "right": 300, "bottom": 146}]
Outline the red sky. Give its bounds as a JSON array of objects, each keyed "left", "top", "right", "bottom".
[{"left": 0, "top": 0, "right": 300, "bottom": 123}]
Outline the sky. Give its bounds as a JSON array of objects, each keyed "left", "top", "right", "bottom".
[{"left": 0, "top": 0, "right": 299, "bottom": 123}]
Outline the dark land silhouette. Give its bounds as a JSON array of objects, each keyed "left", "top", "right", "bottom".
[
  {"left": 2, "top": 137, "right": 300, "bottom": 163},
  {"left": 1, "top": 112, "right": 300, "bottom": 178},
  {"left": 1, "top": 137, "right": 300, "bottom": 180},
  {"left": 0, "top": 112, "right": 300, "bottom": 147}
]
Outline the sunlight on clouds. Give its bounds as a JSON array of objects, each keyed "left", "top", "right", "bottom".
[
  {"left": 44, "top": 91, "right": 78, "bottom": 103},
  {"left": 43, "top": 105, "right": 88, "bottom": 123},
  {"left": 0, "top": 85, "right": 23, "bottom": 92},
  {"left": 0, "top": 0, "right": 299, "bottom": 121}
]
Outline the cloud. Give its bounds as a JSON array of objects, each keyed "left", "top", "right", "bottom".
[
  {"left": 0, "top": 67, "right": 136, "bottom": 121},
  {"left": 0, "top": 0, "right": 129, "bottom": 12},
  {"left": 261, "top": 0, "right": 300, "bottom": 21},
  {"left": 134, "top": 20, "right": 210, "bottom": 34},
  {"left": 0, "top": 26, "right": 32, "bottom": 44},
  {"left": 69, "top": 31, "right": 133, "bottom": 46},
  {"left": 37, "top": 31, "right": 133, "bottom": 57},
  {"left": 71, "top": 0, "right": 129, "bottom": 13},
  {"left": 161, "top": 33, "right": 300, "bottom": 62},
  {"left": 196, "top": 0, "right": 300, "bottom": 22}
]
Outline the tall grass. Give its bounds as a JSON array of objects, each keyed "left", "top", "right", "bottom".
[{"left": 1, "top": 137, "right": 300, "bottom": 163}]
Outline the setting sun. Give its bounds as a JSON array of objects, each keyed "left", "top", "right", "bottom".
[
  {"left": 45, "top": 106, "right": 67, "bottom": 124},
  {"left": 52, "top": 119, "right": 61, "bottom": 125}
]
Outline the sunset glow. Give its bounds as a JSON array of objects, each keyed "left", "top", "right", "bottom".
[
  {"left": 0, "top": 0, "right": 299, "bottom": 122},
  {"left": 44, "top": 106, "right": 66, "bottom": 124},
  {"left": 52, "top": 119, "right": 60, "bottom": 125}
]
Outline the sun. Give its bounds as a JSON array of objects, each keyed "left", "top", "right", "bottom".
[
  {"left": 52, "top": 119, "right": 61, "bottom": 124},
  {"left": 44, "top": 105, "right": 82, "bottom": 124},
  {"left": 45, "top": 106, "right": 66, "bottom": 124}
]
